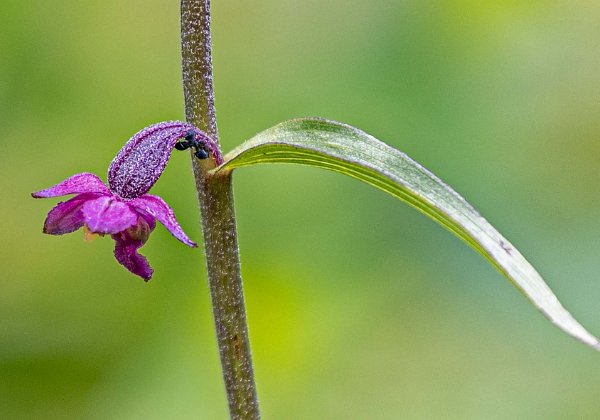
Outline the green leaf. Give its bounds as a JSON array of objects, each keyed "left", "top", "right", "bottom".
[{"left": 215, "top": 117, "right": 600, "bottom": 351}]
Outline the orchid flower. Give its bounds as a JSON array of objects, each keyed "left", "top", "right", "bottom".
[{"left": 32, "top": 121, "right": 221, "bottom": 281}]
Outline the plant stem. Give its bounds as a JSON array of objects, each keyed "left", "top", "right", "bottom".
[{"left": 180, "top": 1, "right": 260, "bottom": 418}]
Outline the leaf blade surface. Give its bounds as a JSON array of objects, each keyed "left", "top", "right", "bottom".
[{"left": 217, "top": 117, "right": 600, "bottom": 350}]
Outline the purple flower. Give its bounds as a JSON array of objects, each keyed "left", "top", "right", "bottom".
[
  {"left": 31, "top": 121, "right": 219, "bottom": 281},
  {"left": 32, "top": 173, "right": 196, "bottom": 280}
]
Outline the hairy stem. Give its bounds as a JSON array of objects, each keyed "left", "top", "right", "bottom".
[{"left": 180, "top": 1, "right": 260, "bottom": 418}]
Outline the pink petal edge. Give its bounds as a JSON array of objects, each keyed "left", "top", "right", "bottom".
[
  {"left": 130, "top": 195, "right": 197, "bottom": 247},
  {"left": 32, "top": 172, "right": 110, "bottom": 198}
]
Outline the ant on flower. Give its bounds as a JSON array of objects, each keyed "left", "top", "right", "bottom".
[{"left": 175, "top": 130, "right": 210, "bottom": 159}]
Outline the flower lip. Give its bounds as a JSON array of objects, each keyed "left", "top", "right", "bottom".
[{"left": 112, "top": 216, "right": 155, "bottom": 281}]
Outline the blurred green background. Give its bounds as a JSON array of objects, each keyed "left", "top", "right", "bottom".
[{"left": 3, "top": 0, "right": 600, "bottom": 418}]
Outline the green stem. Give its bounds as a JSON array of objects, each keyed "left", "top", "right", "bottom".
[{"left": 180, "top": 1, "right": 260, "bottom": 418}]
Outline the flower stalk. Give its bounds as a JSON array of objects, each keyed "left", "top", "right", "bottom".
[{"left": 180, "top": 1, "right": 260, "bottom": 418}]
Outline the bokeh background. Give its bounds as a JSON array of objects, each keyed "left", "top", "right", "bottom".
[{"left": 2, "top": 0, "right": 600, "bottom": 418}]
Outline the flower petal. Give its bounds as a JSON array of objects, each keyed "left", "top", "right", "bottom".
[
  {"left": 82, "top": 196, "right": 138, "bottom": 234},
  {"left": 112, "top": 229, "right": 153, "bottom": 281},
  {"left": 42, "top": 193, "right": 98, "bottom": 235},
  {"left": 108, "top": 122, "right": 195, "bottom": 199},
  {"left": 130, "top": 195, "right": 197, "bottom": 247},
  {"left": 32, "top": 173, "right": 110, "bottom": 198}
]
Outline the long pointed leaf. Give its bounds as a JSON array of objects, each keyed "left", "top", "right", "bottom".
[{"left": 215, "top": 117, "right": 600, "bottom": 351}]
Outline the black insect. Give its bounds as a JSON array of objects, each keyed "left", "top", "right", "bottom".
[
  {"left": 175, "top": 130, "right": 210, "bottom": 159},
  {"left": 184, "top": 130, "right": 195, "bottom": 141},
  {"left": 174, "top": 141, "right": 191, "bottom": 151},
  {"left": 194, "top": 148, "right": 209, "bottom": 159}
]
